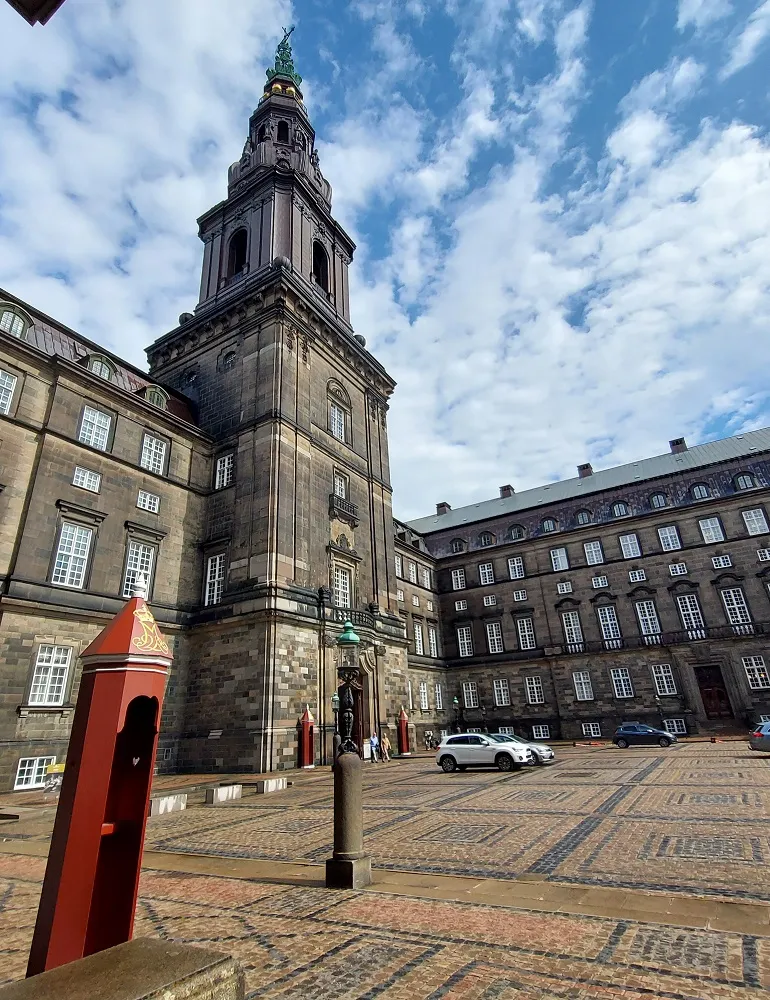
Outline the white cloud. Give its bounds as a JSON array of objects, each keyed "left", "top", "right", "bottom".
[
  {"left": 676, "top": 0, "right": 732, "bottom": 31},
  {"left": 620, "top": 57, "right": 705, "bottom": 114},
  {"left": 721, "top": 0, "right": 770, "bottom": 78}
]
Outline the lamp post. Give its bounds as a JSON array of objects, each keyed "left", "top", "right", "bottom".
[
  {"left": 325, "top": 620, "right": 372, "bottom": 889},
  {"left": 330, "top": 690, "right": 341, "bottom": 769},
  {"left": 452, "top": 696, "right": 461, "bottom": 734}
]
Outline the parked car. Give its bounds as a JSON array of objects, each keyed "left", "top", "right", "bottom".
[
  {"left": 613, "top": 723, "right": 677, "bottom": 748},
  {"left": 436, "top": 734, "right": 532, "bottom": 772},
  {"left": 488, "top": 732, "right": 555, "bottom": 765},
  {"left": 749, "top": 722, "right": 770, "bottom": 752}
]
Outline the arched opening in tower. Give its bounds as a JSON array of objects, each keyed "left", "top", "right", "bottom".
[
  {"left": 257, "top": 124, "right": 267, "bottom": 143},
  {"left": 312, "top": 241, "right": 329, "bottom": 293},
  {"left": 277, "top": 121, "right": 289, "bottom": 143},
  {"left": 227, "top": 229, "right": 248, "bottom": 278}
]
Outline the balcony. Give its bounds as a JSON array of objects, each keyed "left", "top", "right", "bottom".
[
  {"left": 328, "top": 607, "right": 375, "bottom": 629},
  {"left": 548, "top": 621, "right": 770, "bottom": 657},
  {"left": 329, "top": 493, "right": 359, "bottom": 526}
]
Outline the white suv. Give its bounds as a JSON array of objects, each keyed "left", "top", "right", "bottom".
[{"left": 436, "top": 733, "right": 531, "bottom": 772}]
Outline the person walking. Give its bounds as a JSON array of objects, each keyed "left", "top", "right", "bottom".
[
  {"left": 380, "top": 732, "right": 391, "bottom": 762},
  {"left": 369, "top": 731, "right": 379, "bottom": 763}
]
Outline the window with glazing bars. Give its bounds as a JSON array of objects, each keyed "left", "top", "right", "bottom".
[
  {"left": 573, "top": 671, "right": 593, "bottom": 700},
  {"left": 516, "top": 617, "right": 536, "bottom": 650},
  {"left": 493, "top": 678, "right": 511, "bottom": 706},
  {"left": 584, "top": 540, "right": 603, "bottom": 565},
  {"left": 73, "top": 467, "right": 101, "bottom": 492},
  {"left": 28, "top": 646, "right": 71, "bottom": 706},
  {"left": 457, "top": 625, "right": 473, "bottom": 657},
  {"left": 0, "top": 370, "right": 17, "bottom": 415},
  {"left": 610, "top": 667, "right": 634, "bottom": 698},
  {"left": 451, "top": 568, "right": 466, "bottom": 590},
  {"left": 743, "top": 508, "right": 768, "bottom": 535},
  {"left": 428, "top": 626, "right": 438, "bottom": 657},
  {"left": 137, "top": 490, "right": 160, "bottom": 513},
  {"left": 699, "top": 517, "right": 724, "bottom": 543},
  {"left": 619, "top": 533, "right": 641, "bottom": 558},
  {"left": 419, "top": 681, "right": 429, "bottom": 710},
  {"left": 532, "top": 724, "right": 550, "bottom": 739},
  {"left": 414, "top": 622, "right": 424, "bottom": 655},
  {"left": 743, "top": 655, "right": 770, "bottom": 689},
  {"left": 550, "top": 547, "right": 569, "bottom": 571},
  {"left": 721, "top": 588, "right": 752, "bottom": 625},
  {"left": 79, "top": 406, "right": 111, "bottom": 450},
  {"left": 486, "top": 621, "right": 504, "bottom": 653},
  {"left": 462, "top": 681, "right": 479, "bottom": 708},
  {"left": 333, "top": 565, "right": 351, "bottom": 608},
  {"left": 333, "top": 472, "right": 347, "bottom": 498},
  {"left": 597, "top": 605, "right": 621, "bottom": 642},
  {"left": 676, "top": 593, "right": 705, "bottom": 634},
  {"left": 561, "top": 610, "right": 583, "bottom": 647},
  {"left": 508, "top": 556, "right": 525, "bottom": 579},
  {"left": 525, "top": 675, "right": 544, "bottom": 704},
  {"left": 408, "top": 562, "right": 417, "bottom": 583},
  {"left": 205, "top": 553, "right": 226, "bottom": 606},
  {"left": 122, "top": 539, "right": 155, "bottom": 598},
  {"left": 635, "top": 599, "right": 661, "bottom": 636},
  {"left": 140, "top": 434, "right": 166, "bottom": 475},
  {"left": 479, "top": 562, "right": 494, "bottom": 585},
  {"left": 651, "top": 663, "right": 677, "bottom": 695},
  {"left": 52, "top": 523, "right": 92, "bottom": 588},
  {"left": 434, "top": 682, "right": 443, "bottom": 709},
  {"left": 330, "top": 402, "right": 345, "bottom": 441},
  {"left": 658, "top": 525, "right": 681, "bottom": 551}
]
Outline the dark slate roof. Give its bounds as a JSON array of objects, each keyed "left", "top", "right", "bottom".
[{"left": 405, "top": 427, "right": 770, "bottom": 535}]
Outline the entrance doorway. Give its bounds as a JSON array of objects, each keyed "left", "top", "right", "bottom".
[
  {"left": 350, "top": 672, "right": 371, "bottom": 758},
  {"left": 695, "top": 665, "right": 733, "bottom": 718}
]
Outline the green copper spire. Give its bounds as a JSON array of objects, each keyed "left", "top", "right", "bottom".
[{"left": 266, "top": 25, "right": 302, "bottom": 89}]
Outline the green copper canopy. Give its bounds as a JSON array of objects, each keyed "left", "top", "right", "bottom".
[{"left": 266, "top": 25, "right": 302, "bottom": 88}]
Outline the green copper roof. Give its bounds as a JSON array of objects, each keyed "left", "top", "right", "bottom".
[{"left": 266, "top": 26, "right": 302, "bottom": 88}]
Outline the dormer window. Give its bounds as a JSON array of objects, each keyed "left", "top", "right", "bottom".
[
  {"left": 312, "top": 241, "right": 329, "bottom": 293},
  {"left": 736, "top": 473, "right": 756, "bottom": 491},
  {"left": 576, "top": 510, "right": 591, "bottom": 525},
  {"left": 277, "top": 120, "right": 289, "bottom": 143},
  {"left": 226, "top": 229, "right": 248, "bottom": 279},
  {"left": 88, "top": 356, "right": 114, "bottom": 381},
  {"left": 451, "top": 539, "right": 466, "bottom": 554},
  {"left": 0, "top": 307, "right": 27, "bottom": 339},
  {"left": 479, "top": 532, "right": 494, "bottom": 547},
  {"left": 691, "top": 484, "right": 710, "bottom": 500},
  {"left": 145, "top": 386, "right": 168, "bottom": 410},
  {"left": 542, "top": 518, "right": 557, "bottom": 533},
  {"left": 650, "top": 492, "right": 667, "bottom": 509},
  {"left": 509, "top": 524, "right": 525, "bottom": 541},
  {"left": 611, "top": 501, "right": 629, "bottom": 518}
]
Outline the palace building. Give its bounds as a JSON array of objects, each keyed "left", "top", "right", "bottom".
[{"left": 1, "top": 38, "right": 769, "bottom": 789}]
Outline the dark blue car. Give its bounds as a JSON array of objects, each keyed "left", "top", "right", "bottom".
[{"left": 613, "top": 723, "right": 677, "bottom": 748}]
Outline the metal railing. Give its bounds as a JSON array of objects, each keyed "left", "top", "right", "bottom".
[
  {"left": 328, "top": 607, "right": 375, "bottom": 629},
  {"left": 329, "top": 493, "right": 359, "bottom": 521},
  {"left": 546, "top": 620, "right": 769, "bottom": 657}
]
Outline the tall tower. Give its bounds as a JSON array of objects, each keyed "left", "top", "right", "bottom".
[{"left": 147, "top": 31, "right": 408, "bottom": 773}]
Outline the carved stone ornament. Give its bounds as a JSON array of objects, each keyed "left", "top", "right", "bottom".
[
  {"left": 301, "top": 335, "right": 310, "bottom": 364},
  {"left": 286, "top": 327, "right": 295, "bottom": 352},
  {"left": 337, "top": 534, "right": 350, "bottom": 549}
]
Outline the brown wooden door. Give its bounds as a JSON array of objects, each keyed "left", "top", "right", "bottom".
[{"left": 695, "top": 666, "right": 733, "bottom": 718}]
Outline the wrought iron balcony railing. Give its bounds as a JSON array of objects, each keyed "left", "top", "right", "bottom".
[
  {"left": 329, "top": 493, "right": 359, "bottom": 525},
  {"left": 328, "top": 607, "right": 375, "bottom": 629}
]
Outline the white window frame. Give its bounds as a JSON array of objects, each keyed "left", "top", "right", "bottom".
[
  {"left": 610, "top": 666, "right": 634, "bottom": 699},
  {"left": 635, "top": 599, "right": 661, "bottom": 640},
  {"left": 479, "top": 562, "right": 495, "bottom": 585},
  {"left": 721, "top": 587, "right": 752, "bottom": 628},
  {"left": 421, "top": 567, "right": 431, "bottom": 588},
  {"left": 137, "top": 490, "right": 160, "bottom": 513},
  {"left": 486, "top": 621, "right": 504, "bottom": 654},
  {"left": 122, "top": 538, "right": 155, "bottom": 598},
  {"left": 582, "top": 722, "right": 601, "bottom": 738},
  {"left": 334, "top": 471, "right": 348, "bottom": 499},
  {"left": 396, "top": 588, "right": 404, "bottom": 602},
  {"left": 72, "top": 466, "right": 101, "bottom": 493},
  {"left": 669, "top": 562, "right": 688, "bottom": 576},
  {"left": 651, "top": 663, "right": 677, "bottom": 696},
  {"left": 140, "top": 433, "right": 167, "bottom": 476},
  {"left": 434, "top": 682, "right": 443, "bottom": 710},
  {"left": 28, "top": 646, "right": 71, "bottom": 706},
  {"left": 0, "top": 369, "right": 17, "bottom": 415},
  {"left": 451, "top": 568, "right": 466, "bottom": 591},
  {"left": 215, "top": 453, "right": 235, "bottom": 490},
  {"left": 508, "top": 555, "right": 525, "bottom": 579},
  {"left": 457, "top": 625, "right": 473, "bottom": 658},
  {"left": 205, "top": 552, "right": 226, "bottom": 606},
  {"left": 573, "top": 670, "right": 593, "bottom": 701},
  {"left": 562, "top": 610, "right": 583, "bottom": 650},
  {"left": 663, "top": 718, "right": 687, "bottom": 735},
  {"left": 329, "top": 401, "right": 346, "bottom": 442},
  {"left": 0, "top": 309, "right": 25, "bottom": 338},
  {"left": 557, "top": 581, "right": 573, "bottom": 594},
  {"left": 712, "top": 555, "right": 732, "bottom": 568},
  {"left": 395, "top": 554, "right": 402, "bottom": 576},
  {"left": 14, "top": 756, "right": 56, "bottom": 790},
  {"left": 51, "top": 522, "right": 93, "bottom": 589},
  {"left": 333, "top": 564, "right": 351, "bottom": 609},
  {"left": 418, "top": 680, "right": 429, "bottom": 710},
  {"left": 88, "top": 357, "right": 113, "bottom": 380},
  {"left": 550, "top": 547, "right": 569, "bottom": 571},
  {"left": 428, "top": 626, "right": 439, "bottom": 658},
  {"left": 462, "top": 681, "right": 479, "bottom": 708},
  {"left": 650, "top": 493, "right": 667, "bottom": 509},
  {"left": 743, "top": 655, "right": 770, "bottom": 690},
  {"left": 584, "top": 540, "right": 604, "bottom": 565},
  {"left": 592, "top": 575, "right": 609, "bottom": 589},
  {"left": 658, "top": 525, "right": 681, "bottom": 551},
  {"left": 743, "top": 508, "right": 768, "bottom": 536},
  {"left": 512, "top": 589, "right": 527, "bottom": 602},
  {"left": 691, "top": 484, "right": 709, "bottom": 501},
  {"left": 79, "top": 406, "right": 111, "bottom": 451},
  {"left": 494, "top": 677, "right": 511, "bottom": 706},
  {"left": 597, "top": 605, "right": 622, "bottom": 646},
  {"left": 454, "top": 599, "right": 467, "bottom": 611},
  {"left": 757, "top": 548, "right": 770, "bottom": 562},
  {"left": 525, "top": 675, "right": 544, "bottom": 705},
  {"left": 414, "top": 621, "right": 424, "bottom": 655},
  {"left": 676, "top": 593, "right": 705, "bottom": 637},
  {"left": 619, "top": 533, "right": 641, "bottom": 559},
  {"left": 408, "top": 561, "right": 417, "bottom": 583},
  {"left": 628, "top": 569, "right": 646, "bottom": 582},
  {"left": 412, "top": 595, "right": 420, "bottom": 607},
  {"left": 483, "top": 594, "right": 497, "bottom": 606},
  {"left": 532, "top": 724, "right": 550, "bottom": 740},
  {"left": 516, "top": 617, "right": 536, "bottom": 650},
  {"left": 699, "top": 517, "right": 724, "bottom": 544}
]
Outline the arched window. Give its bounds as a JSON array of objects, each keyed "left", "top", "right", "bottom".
[
  {"left": 226, "top": 229, "right": 248, "bottom": 279},
  {"left": 612, "top": 501, "right": 629, "bottom": 518},
  {"left": 542, "top": 518, "right": 557, "bottom": 533},
  {"left": 0, "top": 307, "right": 27, "bottom": 338},
  {"left": 88, "top": 356, "right": 114, "bottom": 381},
  {"left": 650, "top": 493, "right": 667, "bottom": 509},
  {"left": 479, "top": 532, "right": 494, "bottom": 547},
  {"left": 736, "top": 473, "right": 755, "bottom": 491},
  {"left": 509, "top": 525, "right": 525, "bottom": 541},
  {"left": 222, "top": 352, "right": 237, "bottom": 370},
  {"left": 257, "top": 124, "right": 267, "bottom": 143},
  {"left": 576, "top": 510, "right": 591, "bottom": 526},
  {"left": 691, "top": 483, "right": 709, "bottom": 500},
  {"left": 312, "top": 241, "right": 329, "bottom": 293},
  {"left": 327, "top": 381, "right": 351, "bottom": 444},
  {"left": 276, "top": 120, "right": 289, "bottom": 143},
  {"left": 451, "top": 539, "right": 466, "bottom": 554},
  {"left": 145, "top": 386, "right": 168, "bottom": 410}
]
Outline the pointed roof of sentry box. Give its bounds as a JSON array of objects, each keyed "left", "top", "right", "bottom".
[{"left": 80, "top": 575, "right": 173, "bottom": 664}]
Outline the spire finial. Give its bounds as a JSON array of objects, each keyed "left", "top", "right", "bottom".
[{"left": 266, "top": 25, "right": 302, "bottom": 88}]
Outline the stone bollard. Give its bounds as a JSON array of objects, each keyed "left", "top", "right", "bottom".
[{"left": 325, "top": 753, "right": 372, "bottom": 889}]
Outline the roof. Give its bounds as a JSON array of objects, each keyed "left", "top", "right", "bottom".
[{"left": 405, "top": 427, "right": 770, "bottom": 535}]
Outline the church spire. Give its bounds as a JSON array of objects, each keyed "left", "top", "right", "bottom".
[{"left": 265, "top": 26, "right": 303, "bottom": 96}]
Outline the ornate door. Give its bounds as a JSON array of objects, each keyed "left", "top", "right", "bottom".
[{"left": 695, "top": 665, "right": 733, "bottom": 718}]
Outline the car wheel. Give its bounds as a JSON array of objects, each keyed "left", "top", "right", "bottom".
[
  {"left": 616, "top": 738, "right": 629, "bottom": 749},
  {"left": 658, "top": 737, "right": 671, "bottom": 748},
  {"left": 533, "top": 753, "right": 545, "bottom": 765},
  {"left": 495, "top": 753, "right": 514, "bottom": 772},
  {"left": 439, "top": 755, "right": 457, "bottom": 773}
]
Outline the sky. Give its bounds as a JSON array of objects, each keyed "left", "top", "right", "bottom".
[{"left": 1, "top": 0, "right": 769, "bottom": 521}]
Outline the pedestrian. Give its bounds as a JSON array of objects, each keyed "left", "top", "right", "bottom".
[
  {"left": 369, "top": 731, "right": 379, "bottom": 763},
  {"left": 381, "top": 732, "right": 391, "bottom": 762}
]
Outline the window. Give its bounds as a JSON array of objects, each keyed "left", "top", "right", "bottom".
[
  {"left": 333, "top": 473, "right": 348, "bottom": 500},
  {"left": 408, "top": 561, "right": 417, "bottom": 583},
  {"left": 582, "top": 723, "right": 601, "bottom": 738},
  {"left": 691, "top": 484, "right": 709, "bottom": 500},
  {"left": 721, "top": 587, "right": 752, "bottom": 627},
  {"left": 573, "top": 671, "right": 593, "bottom": 700},
  {"left": 592, "top": 575, "right": 609, "bottom": 589},
  {"left": 669, "top": 562, "right": 688, "bottom": 576},
  {"left": 512, "top": 589, "right": 527, "bottom": 602},
  {"left": 140, "top": 434, "right": 167, "bottom": 475},
  {"left": 479, "top": 532, "right": 494, "bottom": 547},
  {"left": 457, "top": 625, "right": 473, "bottom": 657},
  {"left": 205, "top": 553, "right": 226, "bottom": 606},
  {"left": 0, "top": 309, "right": 26, "bottom": 338},
  {"left": 312, "top": 240, "right": 329, "bottom": 292},
  {"left": 414, "top": 623, "right": 424, "bottom": 655},
  {"left": 663, "top": 718, "right": 687, "bottom": 735},
  {"left": 434, "top": 682, "right": 443, "bottom": 709},
  {"left": 51, "top": 522, "right": 92, "bottom": 589},
  {"left": 0, "top": 369, "right": 17, "bottom": 415},
  {"left": 736, "top": 474, "right": 756, "bottom": 491},
  {"left": 743, "top": 655, "right": 770, "bottom": 689},
  {"left": 498, "top": 726, "right": 516, "bottom": 735},
  {"left": 14, "top": 756, "right": 55, "bottom": 790},
  {"left": 658, "top": 526, "right": 681, "bottom": 551},
  {"left": 635, "top": 600, "right": 661, "bottom": 639},
  {"left": 712, "top": 554, "right": 732, "bottom": 568},
  {"left": 743, "top": 509, "right": 768, "bottom": 536},
  {"left": 137, "top": 490, "right": 160, "bottom": 514},
  {"left": 584, "top": 540, "right": 604, "bottom": 565},
  {"left": 758, "top": 549, "right": 770, "bottom": 562},
  {"left": 508, "top": 556, "right": 525, "bottom": 579},
  {"left": 451, "top": 539, "right": 465, "bottom": 554},
  {"left": 454, "top": 599, "right": 467, "bottom": 611},
  {"left": 462, "top": 681, "right": 479, "bottom": 708},
  {"left": 479, "top": 562, "right": 494, "bottom": 585},
  {"left": 397, "top": 589, "right": 404, "bottom": 602},
  {"left": 557, "top": 581, "right": 573, "bottom": 594},
  {"left": 612, "top": 502, "right": 629, "bottom": 518},
  {"left": 418, "top": 681, "right": 429, "bottom": 710},
  {"left": 676, "top": 593, "right": 705, "bottom": 636},
  {"left": 412, "top": 594, "right": 420, "bottom": 607},
  {"left": 395, "top": 554, "right": 402, "bottom": 576},
  {"left": 408, "top": 682, "right": 414, "bottom": 711},
  {"left": 429, "top": 627, "right": 439, "bottom": 658},
  {"left": 329, "top": 402, "right": 346, "bottom": 441},
  {"left": 491, "top": 678, "right": 510, "bottom": 706},
  {"left": 542, "top": 518, "right": 557, "bottom": 533},
  {"left": 562, "top": 610, "right": 583, "bottom": 649},
  {"left": 72, "top": 467, "right": 101, "bottom": 493},
  {"left": 421, "top": 567, "right": 431, "bottom": 588},
  {"left": 619, "top": 533, "right": 641, "bottom": 559},
  {"left": 333, "top": 565, "right": 351, "bottom": 608},
  {"left": 550, "top": 547, "right": 569, "bottom": 571},
  {"left": 145, "top": 386, "right": 168, "bottom": 409},
  {"left": 122, "top": 539, "right": 155, "bottom": 598},
  {"left": 79, "top": 406, "right": 111, "bottom": 451},
  {"left": 215, "top": 454, "right": 234, "bottom": 489},
  {"left": 88, "top": 356, "right": 113, "bottom": 380},
  {"left": 525, "top": 675, "right": 544, "bottom": 704},
  {"left": 427, "top": 600, "right": 433, "bottom": 611},
  {"left": 597, "top": 605, "right": 622, "bottom": 645},
  {"left": 516, "top": 617, "right": 537, "bottom": 650},
  {"left": 576, "top": 510, "right": 591, "bottom": 525},
  {"left": 28, "top": 646, "right": 71, "bottom": 706},
  {"left": 650, "top": 493, "right": 667, "bottom": 509},
  {"left": 628, "top": 569, "right": 646, "bottom": 582},
  {"left": 483, "top": 594, "right": 497, "bottom": 607},
  {"left": 509, "top": 525, "right": 525, "bottom": 540},
  {"left": 532, "top": 725, "right": 550, "bottom": 740},
  {"left": 486, "top": 621, "right": 504, "bottom": 653},
  {"left": 610, "top": 667, "right": 634, "bottom": 699},
  {"left": 699, "top": 517, "right": 724, "bottom": 544},
  {"left": 652, "top": 663, "right": 677, "bottom": 696},
  {"left": 227, "top": 229, "right": 248, "bottom": 277},
  {"left": 451, "top": 568, "right": 466, "bottom": 590}
]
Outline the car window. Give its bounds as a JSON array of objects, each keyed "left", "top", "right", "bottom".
[
  {"left": 446, "top": 736, "right": 468, "bottom": 745},
  {"left": 467, "top": 736, "right": 485, "bottom": 745}
]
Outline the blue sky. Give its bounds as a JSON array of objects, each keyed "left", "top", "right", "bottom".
[{"left": 1, "top": 0, "right": 769, "bottom": 519}]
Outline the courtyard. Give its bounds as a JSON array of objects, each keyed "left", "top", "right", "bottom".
[{"left": 0, "top": 742, "right": 769, "bottom": 997}]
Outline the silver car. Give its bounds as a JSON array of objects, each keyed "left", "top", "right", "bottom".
[
  {"left": 489, "top": 732, "right": 555, "bottom": 765},
  {"left": 749, "top": 722, "right": 770, "bottom": 752}
]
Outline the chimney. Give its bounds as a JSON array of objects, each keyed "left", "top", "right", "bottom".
[
  {"left": 577, "top": 463, "right": 593, "bottom": 479},
  {"left": 669, "top": 437, "right": 688, "bottom": 454},
  {"left": 436, "top": 502, "right": 451, "bottom": 515},
  {"left": 499, "top": 485, "right": 515, "bottom": 498}
]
